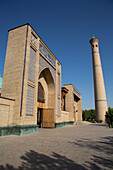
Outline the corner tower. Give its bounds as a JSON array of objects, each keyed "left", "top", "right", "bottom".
[{"left": 89, "top": 36, "right": 107, "bottom": 123}]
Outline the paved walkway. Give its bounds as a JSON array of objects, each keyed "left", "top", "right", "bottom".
[{"left": 0, "top": 124, "right": 113, "bottom": 170}]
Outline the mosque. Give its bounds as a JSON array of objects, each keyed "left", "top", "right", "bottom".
[{"left": 0, "top": 23, "right": 82, "bottom": 136}]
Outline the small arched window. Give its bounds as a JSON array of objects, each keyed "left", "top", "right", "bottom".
[
  {"left": 38, "top": 82, "right": 45, "bottom": 102},
  {"left": 96, "top": 44, "right": 98, "bottom": 47},
  {"left": 92, "top": 45, "right": 94, "bottom": 48}
]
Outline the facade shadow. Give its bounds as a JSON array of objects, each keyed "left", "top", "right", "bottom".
[{"left": 0, "top": 150, "right": 86, "bottom": 170}]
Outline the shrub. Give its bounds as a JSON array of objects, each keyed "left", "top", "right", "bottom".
[{"left": 105, "top": 107, "right": 113, "bottom": 128}]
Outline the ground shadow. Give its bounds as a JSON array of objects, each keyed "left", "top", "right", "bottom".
[
  {"left": 84, "top": 155, "right": 113, "bottom": 170},
  {"left": 69, "top": 136, "right": 113, "bottom": 169},
  {"left": 89, "top": 123, "right": 108, "bottom": 127},
  {"left": 0, "top": 150, "right": 86, "bottom": 170}
]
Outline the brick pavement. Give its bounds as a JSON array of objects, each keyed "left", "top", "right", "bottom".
[{"left": 0, "top": 124, "right": 113, "bottom": 170}]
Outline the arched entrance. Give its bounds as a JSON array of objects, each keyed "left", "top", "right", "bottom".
[
  {"left": 37, "top": 82, "right": 45, "bottom": 127},
  {"left": 37, "top": 68, "right": 55, "bottom": 128}
]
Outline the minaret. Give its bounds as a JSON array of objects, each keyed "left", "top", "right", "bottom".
[{"left": 89, "top": 36, "right": 107, "bottom": 123}]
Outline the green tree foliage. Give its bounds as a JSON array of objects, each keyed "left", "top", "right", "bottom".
[
  {"left": 105, "top": 107, "right": 113, "bottom": 128},
  {"left": 82, "top": 109, "right": 95, "bottom": 122}
]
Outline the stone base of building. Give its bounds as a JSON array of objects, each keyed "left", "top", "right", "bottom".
[
  {"left": 0, "top": 124, "right": 39, "bottom": 136},
  {"left": 55, "top": 121, "right": 75, "bottom": 128}
]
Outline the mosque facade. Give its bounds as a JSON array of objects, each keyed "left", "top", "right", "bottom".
[{"left": 0, "top": 24, "right": 82, "bottom": 136}]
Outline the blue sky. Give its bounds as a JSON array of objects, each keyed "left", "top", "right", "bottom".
[{"left": 0, "top": 0, "right": 113, "bottom": 110}]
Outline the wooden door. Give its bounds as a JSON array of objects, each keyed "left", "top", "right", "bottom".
[
  {"left": 37, "top": 108, "right": 43, "bottom": 128},
  {"left": 42, "top": 109, "right": 55, "bottom": 128}
]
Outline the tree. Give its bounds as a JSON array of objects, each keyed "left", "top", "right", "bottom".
[
  {"left": 82, "top": 109, "right": 95, "bottom": 122},
  {"left": 105, "top": 107, "right": 113, "bottom": 128}
]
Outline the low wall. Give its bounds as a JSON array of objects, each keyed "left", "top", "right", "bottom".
[
  {"left": 56, "top": 111, "right": 70, "bottom": 123},
  {"left": 55, "top": 111, "right": 74, "bottom": 128},
  {"left": 55, "top": 121, "right": 74, "bottom": 128},
  {"left": 0, "top": 125, "right": 39, "bottom": 136},
  {"left": 0, "top": 97, "right": 15, "bottom": 127}
]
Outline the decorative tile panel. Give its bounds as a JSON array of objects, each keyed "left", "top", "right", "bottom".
[
  {"left": 39, "top": 54, "right": 56, "bottom": 84},
  {"left": 39, "top": 42, "right": 56, "bottom": 67},
  {"left": 57, "top": 98, "right": 60, "bottom": 116},
  {"left": 28, "top": 47, "right": 36, "bottom": 82},
  {"left": 57, "top": 73, "right": 60, "bottom": 95},
  {"left": 26, "top": 85, "right": 34, "bottom": 115},
  {"left": 31, "top": 33, "right": 37, "bottom": 46}
]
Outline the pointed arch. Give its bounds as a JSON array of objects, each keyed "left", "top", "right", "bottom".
[{"left": 38, "top": 67, "right": 55, "bottom": 108}]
